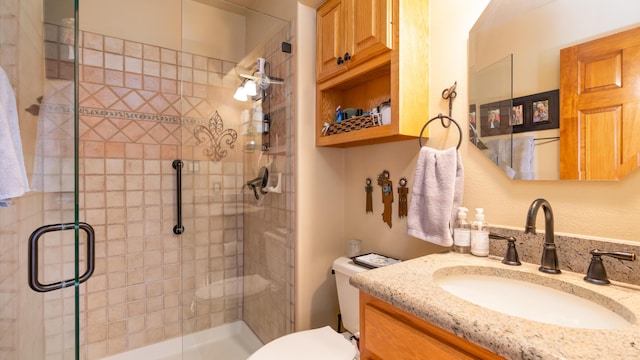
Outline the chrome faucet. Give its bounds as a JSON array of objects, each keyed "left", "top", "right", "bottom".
[{"left": 525, "top": 198, "right": 561, "bottom": 274}]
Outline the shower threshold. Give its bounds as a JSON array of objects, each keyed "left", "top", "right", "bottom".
[{"left": 101, "top": 320, "right": 263, "bottom": 360}]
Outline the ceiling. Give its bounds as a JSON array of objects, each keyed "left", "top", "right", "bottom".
[{"left": 193, "top": 0, "right": 326, "bottom": 21}]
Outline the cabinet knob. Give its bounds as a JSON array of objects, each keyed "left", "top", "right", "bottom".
[
  {"left": 344, "top": 52, "right": 351, "bottom": 61},
  {"left": 337, "top": 57, "right": 344, "bottom": 65}
]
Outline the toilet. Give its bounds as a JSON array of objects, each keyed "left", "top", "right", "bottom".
[{"left": 247, "top": 257, "right": 367, "bottom": 360}]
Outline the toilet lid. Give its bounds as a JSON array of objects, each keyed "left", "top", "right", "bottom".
[{"left": 247, "top": 326, "right": 356, "bottom": 360}]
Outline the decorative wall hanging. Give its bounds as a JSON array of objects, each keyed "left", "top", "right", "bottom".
[
  {"left": 398, "top": 177, "right": 408, "bottom": 218},
  {"left": 377, "top": 170, "right": 393, "bottom": 228},
  {"left": 365, "top": 178, "right": 373, "bottom": 214},
  {"left": 193, "top": 111, "right": 238, "bottom": 161}
]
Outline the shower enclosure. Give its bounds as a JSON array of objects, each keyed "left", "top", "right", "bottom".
[{"left": 0, "top": 0, "right": 295, "bottom": 358}]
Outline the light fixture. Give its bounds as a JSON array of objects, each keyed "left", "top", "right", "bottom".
[
  {"left": 233, "top": 84, "right": 248, "bottom": 102},
  {"left": 243, "top": 79, "right": 257, "bottom": 96}
]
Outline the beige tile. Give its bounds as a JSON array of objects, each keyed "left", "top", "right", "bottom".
[
  {"left": 127, "top": 300, "right": 145, "bottom": 317},
  {"left": 108, "top": 321, "right": 126, "bottom": 338},
  {"left": 108, "top": 336, "right": 126, "bottom": 355},
  {"left": 108, "top": 287, "right": 127, "bottom": 305},
  {"left": 124, "top": 41, "right": 142, "bottom": 58},
  {"left": 146, "top": 311, "right": 163, "bottom": 329},
  {"left": 125, "top": 56, "right": 142, "bottom": 74},
  {"left": 87, "top": 324, "right": 107, "bottom": 343},
  {"left": 145, "top": 266, "right": 163, "bottom": 282},
  {"left": 107, "top": 256, "right": 126, "bottom": 272},
  {"left": 164, "top": 293, "right": 181, "bottom": 308},
  {"left": 126, "top": 269, "right": 144, "bottom": 286},
  {"left": 160, "top": 48, "right": 177, "bottom": 64},
  {"left": 104, "top": 37, "right": 124, "bottom": 54},
  {"left": 105, "top": 53, "right": 123, "bottom": 71},
  {"left": 87, "top": 340, "right": 107, "bottom": 359},
  {"left": 108, "top": 303, "right": 126, "bottom": 322},
  {"left": 144, "top": 251, "right": 163, "bottom": 267},
  {"left": 84, "top": 32, "right": 104, "bottom": 51},
  {"left": 127, "top": 284, "right": 146, "bottom": 302},
  {"left": 145, "top": 327, "right": 163, "bottom": 344},
  {"left": 143, "top": 44, "right": 160, "bottom": 61},
  {"left": 127, "top": 254, "right": 144, "bottom": 270},
  {"left": 146, "top": 296, "right": 163, "bottom": 312},
  {"left": 87, "top": 308, "right": 107, "bottom": 326},
  {"left": 127, "top": 316, "right": 145, "bottom": 334},
  {"left": 108, "top": 272, "right": 126, "bottom": 289},
  {"left": 143, "top": 60, "right": 159, "bottom": 77}
]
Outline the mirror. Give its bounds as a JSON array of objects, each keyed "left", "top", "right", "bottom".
[{"left": 469, "top": 0, "right": 640, "bottom": 181}]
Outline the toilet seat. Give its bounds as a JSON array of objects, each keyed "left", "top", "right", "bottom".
[{"left": 247, "top": 326, "right": 356, "bottom": 360}]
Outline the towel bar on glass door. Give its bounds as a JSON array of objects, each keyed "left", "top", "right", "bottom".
[{"left": 418, "top": 114, "right": 462, "bottom": 149}]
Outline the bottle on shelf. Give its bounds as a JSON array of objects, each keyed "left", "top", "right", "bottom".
[
  {"left": 453, "top": 207, "right": 471, "bottom": 254},
  {"left": 471, "top": 208, "right": 489, "bottom": 257}
]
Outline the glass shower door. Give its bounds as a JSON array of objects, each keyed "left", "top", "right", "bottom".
[{"left": 0, "top": 0, "right": 91, "bottom": 358}]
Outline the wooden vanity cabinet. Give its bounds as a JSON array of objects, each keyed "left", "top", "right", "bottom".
[
  {"left": 316, "top": 0, "right": 430, "bottom": 147},
  {"left": 359, "top": 292, "right": 504, "bottom": 360}
]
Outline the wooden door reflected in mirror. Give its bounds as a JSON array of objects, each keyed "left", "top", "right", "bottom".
[{"left": 560, "top": 26, "right": 640, "bottom": 180}]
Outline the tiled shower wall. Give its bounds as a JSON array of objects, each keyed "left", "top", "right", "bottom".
[{"left": 41, "top": 24, "right": 249, "bottom": 357}]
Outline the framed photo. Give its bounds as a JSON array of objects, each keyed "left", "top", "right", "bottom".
[
  {"left": 479, "top": 99, "right": 512, "bottom": 136},
  {"left": 512, "top": 89, "right": 559, "bottom": 133}
]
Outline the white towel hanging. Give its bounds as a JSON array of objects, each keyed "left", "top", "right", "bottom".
[{"left": 0, "top": 66, "right": 30, "bottom": 206}]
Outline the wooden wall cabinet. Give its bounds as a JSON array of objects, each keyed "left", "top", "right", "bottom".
[
  {"left": 316, "top": 0, "right": 430, "bottom": 147},
  {"left": 316, "top": 0, "right": 392, "bottom": 82},
  {"left": 359, "top": 292, "right": 505, "bottom": 360}
]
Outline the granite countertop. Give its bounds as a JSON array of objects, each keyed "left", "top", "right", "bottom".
[{"left": 350, "top": 252, "right": 640, "bottom": 359}]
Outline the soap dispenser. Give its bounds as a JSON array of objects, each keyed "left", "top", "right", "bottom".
[
  {"left": 471, "top": 208, "right": 489, "bottom": 257},
  {"left": 453, "top": 207, "right": 471, "bottom": 254}
]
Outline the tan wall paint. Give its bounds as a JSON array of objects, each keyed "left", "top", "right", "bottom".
[
  {"left": 80, "top": 0, "right": 182, "bottom": 50},
  {"left": 296, "top": 0, "right": 640, "bottom": 331},
  {"left": 295, "top": 3, "right": 347, "bottom": 331},
  {"left": 79, "top": 0, "right": 246, "bottom": 61}
]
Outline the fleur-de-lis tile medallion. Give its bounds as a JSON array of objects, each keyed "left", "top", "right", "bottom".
[{"left": 193, "top": 111, "right": 238, "bottom": 161}]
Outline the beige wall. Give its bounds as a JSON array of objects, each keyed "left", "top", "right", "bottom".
[
  {"left": 80, "top": 0, "right": 246, "bottom": 62},
  {"left": 295, "top": 0, "right": 640, "bottom": 331},
  {"left": 295, "top": 3, "right": 346, "bottom": 331}
]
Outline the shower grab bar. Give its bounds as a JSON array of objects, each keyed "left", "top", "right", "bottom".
[
  {"left": 28, "top": 222, "right": 95, "bottom": 292},
  {"left": 173, "top": 159, "right": 185, "bottom": 235}
]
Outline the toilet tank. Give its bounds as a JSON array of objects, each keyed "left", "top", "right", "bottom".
[{"left": 332, "top": 257, "right": 368, "bottom": 334}]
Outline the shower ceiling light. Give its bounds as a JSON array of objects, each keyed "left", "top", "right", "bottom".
[{"left": 233, "top": 85, "right": 248, "bottom": 101}]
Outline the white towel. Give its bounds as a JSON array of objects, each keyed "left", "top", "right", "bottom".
[
  {"left": 407, "top": 147, "right": 464, "bottom": 246},
  {"left": 0, "top": 66, "right": 29, "bottom": 206}
]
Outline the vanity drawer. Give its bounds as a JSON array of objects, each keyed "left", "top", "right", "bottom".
[{"left": 359, "top": 292, "right": 503, "bottom": 360}]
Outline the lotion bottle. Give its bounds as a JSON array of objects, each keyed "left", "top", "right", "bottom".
[
  {"left": 453, "top": 207, "right": 471, "bottom": 254},
  {"left": 471, "top": 208, "right": 490, "bottom": 257}
]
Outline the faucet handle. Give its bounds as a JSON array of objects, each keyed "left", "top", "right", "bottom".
[
  {"left": 584, "top": 249, "right": 636, "bottom": 285},
  {"left": 489, "top": 233, "right": 521, "bottom": 266}
]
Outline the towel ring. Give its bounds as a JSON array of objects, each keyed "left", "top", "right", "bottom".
[{"left": 418, "top": 114, "right": 463, "bottom": 149}]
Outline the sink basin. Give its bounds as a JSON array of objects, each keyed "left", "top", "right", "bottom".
[{"left": 434, "top": 268, "right": 634, "bottom": 330}]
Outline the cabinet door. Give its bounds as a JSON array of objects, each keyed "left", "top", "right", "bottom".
[
  {"left": 316, "top": 0, "right": 347, "bottom": 81},
  {"left": 347, "top": 0, "right": 392, "bottom": 65}
]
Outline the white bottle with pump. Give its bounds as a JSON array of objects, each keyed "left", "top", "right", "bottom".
[
  {"left": 471, "top": 208, "right": 490, "bottom": 256},
  {"left": 453, "top": 207, "right": 471, "bottom": 254}
]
